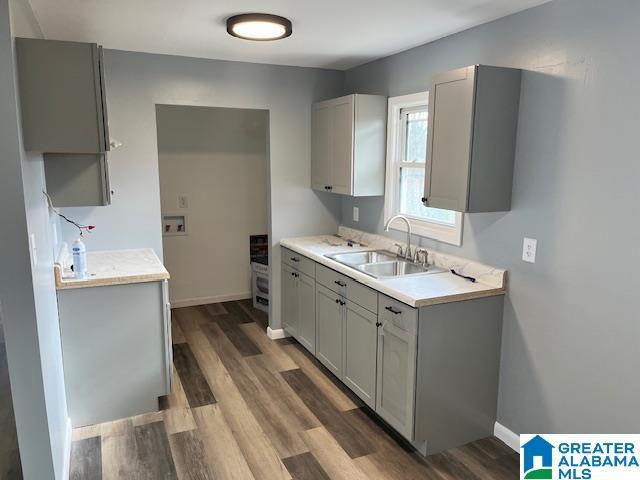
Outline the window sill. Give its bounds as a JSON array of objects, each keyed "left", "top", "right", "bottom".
[{"left": 386, "top": 214, "right": 463, "bottom": 246}]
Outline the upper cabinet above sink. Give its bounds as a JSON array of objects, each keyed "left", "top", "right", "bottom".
[
  {"left": 311, "top": 94, "right": 387, "bottom": 196},
  {"left": 423, "top": 65, "right": 522, "bottom": 213}
]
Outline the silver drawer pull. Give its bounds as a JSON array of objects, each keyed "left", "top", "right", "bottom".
[
  {"left": 290, "top": 257, "right": 300, "bottom": 262},
  {"left": 334, "top": 280, "right": 347, "bottom": 287},
  {"left": 385, "top": 306, "right": 401, "bottom": 315}
]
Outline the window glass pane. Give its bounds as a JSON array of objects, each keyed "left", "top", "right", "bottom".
[
  {"left": 404, "top": 110, "right": 427, "bottom": 163},
  {"left": 399, "top": 167, "right": 456, "bottom": 225}
]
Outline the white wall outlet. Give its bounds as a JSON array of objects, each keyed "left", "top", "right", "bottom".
[
  {"left": 522, "top": 237, "right": 537, "bottom": 263},
  {"left": 178, "top": 195, "right": 189, "bottom": 209},
  {"left": 353, "top": 206, "right": 359, "bottom": 222}
]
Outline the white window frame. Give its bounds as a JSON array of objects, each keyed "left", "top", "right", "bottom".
[{"left": 383, "top": 92, "right": 463, "bottom": 246}]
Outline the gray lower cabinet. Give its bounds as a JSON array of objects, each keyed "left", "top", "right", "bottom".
[
  {"left": 280, "top": 246, "right": 504, "bottom": 455},
  {"left": 281, "top": 260, "right": 316, "bottom": 354},
  {"left": 343, "top": 300, "right": 377, "bottom": 408},
  {"left": 315, "top": 284, "right": 344, "bottom": 377},
  {"left": 297, "top": 271, "right": 316, "bottom": 353},
  {"left": 282, "top": 263, "right": 299, "bottom": 338},
  {"left": 57, "top": 279, "right": 172, "bottom": 427},
  {"left": 375, "top": 296, "right": 418, "bottom": 440}
]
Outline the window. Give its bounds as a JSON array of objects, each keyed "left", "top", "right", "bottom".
[{"left": 384, "top": 92, "right": 463, "bottom": 245}]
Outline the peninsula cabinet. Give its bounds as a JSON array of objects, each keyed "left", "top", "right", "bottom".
[
  {"left": 281, "top": 248, "right": 316, "bottom": 354},
  {"left": 311, "top": 94, "right": 387, "bottom": 196},
  {"left": 423, "top": 64, "right": 522, "bottom": 212},
  {"left": 16, "top": 38, "right": 111, "bottom": 154}
]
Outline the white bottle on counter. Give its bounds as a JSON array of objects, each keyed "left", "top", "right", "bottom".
[{"left": 72, "top": 237, "right": 87, "bottom": 279}]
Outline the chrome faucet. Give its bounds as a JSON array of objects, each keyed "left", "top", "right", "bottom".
[{"left": 384, "top": 214, "right": 413, "bottom": 260}]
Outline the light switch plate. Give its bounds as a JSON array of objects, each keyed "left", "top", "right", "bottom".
[
  {"left": 29, "top": 233, "right": 37, "bottom": 266},
  {"left": 178, "top": 195, "right": 189, "bottom": 209},
  {"left": 353, "top": 207, "right": 359, "bottom": 222},
  {"left": 522, "top": 237, "right": 537, "bottom": 263}
]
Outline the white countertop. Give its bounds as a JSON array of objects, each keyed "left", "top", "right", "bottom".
[
  {"left": 280, "top": 234, "right": 507, "bottom": 308},
  {"left": 54, "top": 248, "right": 169, "bottom": 290}
]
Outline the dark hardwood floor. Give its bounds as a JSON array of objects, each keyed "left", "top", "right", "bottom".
[{"left": 69, "top": 299, "right": 518, "bottom": 479}]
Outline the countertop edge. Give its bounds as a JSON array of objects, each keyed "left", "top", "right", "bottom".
[{"left": 280, "top": 239, "right": 505, "bottom": 308}]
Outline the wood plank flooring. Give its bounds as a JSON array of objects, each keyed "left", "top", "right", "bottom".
[{"left": 69, "top": 299, "right": 518, "bottom": 480}]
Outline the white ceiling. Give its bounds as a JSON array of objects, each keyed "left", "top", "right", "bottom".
[{"left": 26, "top": 0, "right": 551, "bottom": 70}]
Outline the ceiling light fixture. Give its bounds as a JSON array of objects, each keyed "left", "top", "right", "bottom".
[{"left": 226, "top": 13, "right": 292, "bottom": 41}]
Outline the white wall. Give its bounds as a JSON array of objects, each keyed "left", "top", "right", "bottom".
[
  {"left": 0, "top": 0, "right": 69, "bottom": 478},
  {"left": 59, "top": 50, "right": 344, "bottom": 329},
  {"left": 156, "top": 105, "right": 268, "bottom": 306}
]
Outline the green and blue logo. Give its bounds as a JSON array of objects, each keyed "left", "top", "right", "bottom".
[
  {"left": 521, "top": 435, "right": 554, "bottom": 479},
  {"left": 520, "top": 434, "right": 640, "bottom": 480}
]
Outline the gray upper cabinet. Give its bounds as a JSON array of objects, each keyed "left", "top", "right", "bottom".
[
  {"left": 16, "top": 38, "right": 111, "bottom": 154},
  {"left": 423, "top": 65, "right": 522, "bottom": 212},
  {"left": 311, "top": 94, "right": 387, "bottom": 196},
  {"left": 43, "top": 153, "right": 112, "bottom": 207}
]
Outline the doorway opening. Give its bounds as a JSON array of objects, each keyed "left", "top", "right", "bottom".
[{"left": 155, "top": 105, "right": 270, "bottom": 322}]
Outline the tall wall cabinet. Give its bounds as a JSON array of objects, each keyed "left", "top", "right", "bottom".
[
  {"left": 423, "top": 64, "right": 522, "bottom": 212},
  {"left": 16, "top": 38, "right": 113, "bottom": 206},
  {"left": 311, "top": 94, "right": 387, "bottom": 196}
]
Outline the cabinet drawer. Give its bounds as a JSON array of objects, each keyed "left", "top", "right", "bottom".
[
  {"left": 282, "top": 247, "right": 315, "bottom": 278},
  {"left": 316, "top": 263, "right": 377, "bottom": 313},
  {"left": 378, "top": 295, "right": 417, "bottom": 335}
]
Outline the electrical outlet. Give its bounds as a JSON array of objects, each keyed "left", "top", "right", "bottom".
[
  {"left": 522, "top": 237, "right": 537, "bottom": 263},
  {"left": 353, "top": 207, "right": 359, "bottom": 222},
  {"left": 178, "top": 195, "right": 189, "bottom": 208}
]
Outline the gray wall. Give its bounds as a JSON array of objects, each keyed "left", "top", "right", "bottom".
[
  {"left": 1, "top": 0, "right": 69, "bottom": 478},
  {"left": 59, "top": 50, "right": 344, "bottom": 329},
  {"left": 342, "top": 0, "right": 640, "bottom": 434}
]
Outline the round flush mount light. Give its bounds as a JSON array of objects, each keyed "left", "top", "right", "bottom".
[{"left": 226, "top": 13, "right": 292, "bottom": 41}]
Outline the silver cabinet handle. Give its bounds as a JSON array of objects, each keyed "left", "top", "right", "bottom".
[
  {"left": 385, "top": 306, "right": 401, "bottom": 315},
  {"left": 290, "top": 257, "right": 300, "bottom": 262},
  {"left": 334, "top": 280, "right": 347, "bottom": 287}
]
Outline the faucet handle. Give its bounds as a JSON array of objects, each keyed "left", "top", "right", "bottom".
[
  {"left": 394, "top": 243, "right": 404, "bottom": 257},
  {"left": 415, "top": 248, "right": 429, "bottom": 266}
]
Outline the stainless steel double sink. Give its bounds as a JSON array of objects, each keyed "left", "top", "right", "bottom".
[{"left": 325, "top": 250, "right": 446, "bottom": 279}]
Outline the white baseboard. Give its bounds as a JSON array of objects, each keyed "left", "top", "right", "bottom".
[
  {"left": 171, "top": 292, "right": 251, "bottom": 309},
  {"left": 494, "top": 421, "right": 519, "bottom": 452},
  {"left": 61, "top": 417, "right": 72, "bottom": 480},
  {"left": 267, "top": 327, "right": 290, "bottom": 340}
]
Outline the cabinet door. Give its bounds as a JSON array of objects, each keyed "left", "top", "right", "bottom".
[
  {"left": 316, "top": 284, "right": 344, "bottom": 378},
  {"left": 296, "top": 272, "right": 316, "bottom": 354},
  {"left": 330, "top": 96, "right": 355, "bottom": 195},
  {"left": 424, "top": 66, "right": 476, "bottom": 212},
  {"left": 281, "top": 263, "right": 298, "bottom": 337},
  {"left": 16, "top": 38, "right": 109, "bottom": 154},
  {"left": 311, "top": 102, "right": 332, "bottom": 191},
  {"left": 343, "top": 301, "right": 377, "bottom": 408},
  {"left": 376, "top": 320, "right": 417, "bottom": 440}
]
